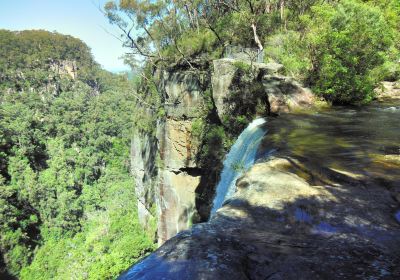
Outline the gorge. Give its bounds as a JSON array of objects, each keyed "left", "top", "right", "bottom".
[{"left": 1, "top": 0, "right": 400, "bottom": 278}]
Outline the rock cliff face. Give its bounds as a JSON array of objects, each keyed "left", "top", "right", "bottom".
[
  {"left": 212, "top": 59, "right": 315, "bottom": 117},
  {"left": 49, "top": 59, "right": 78, "bottom": 79},
  {"left": 131, "top": 69, "right": 211, "bottom": 244},
  {"left": 131, "top": 59, "right": 316, "bottom": 244},
  {"left": 131, "top": 130, "right": 158, "bottom": 227},
  {"left": 156, "top": 118, "right": 202, "bottom": 244}
]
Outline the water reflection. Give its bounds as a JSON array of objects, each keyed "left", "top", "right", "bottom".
[
  {"left": 396, "top": 211, "right": 400, "bottom": 223},
  {"left": 294, "top": 208, "right": 313, "bottom": 223},
  {"left": 118, "top": 254, "right": 194, "bottom": 280},
  {"left": 312, "top": 222, "right": 338, "bottom": 235},
  {"left": 257, "top": 100, "right": 400, "bottom": 185}
]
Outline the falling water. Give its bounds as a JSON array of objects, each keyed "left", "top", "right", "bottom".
[{"left": 210, "top": 118, "right": 268, "bottom": 215}]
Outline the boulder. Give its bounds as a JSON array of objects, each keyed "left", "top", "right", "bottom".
[
  {"left": 212, "top": 58, "right": 315, "bottom": 117},
  {"left": 263, "top": 75, "right": 315, "bottom": 113}
]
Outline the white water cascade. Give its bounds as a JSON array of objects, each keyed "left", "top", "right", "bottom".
[{"left": 210, "top": 118, "right": 268, "bottom": 215}]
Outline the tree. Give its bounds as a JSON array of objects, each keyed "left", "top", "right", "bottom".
[
  {"left": 104, "top": 0, "right": 290, "bottom": 64},
  {"left": 0, "top": 29, "right": 156, "bottom": 277},
  {"left": 306, "top": 0, "right": 394, "bottom": 104}
]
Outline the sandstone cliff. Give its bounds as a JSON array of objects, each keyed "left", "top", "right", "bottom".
[{"left": 131, "top": 58, "right": 315, "bottom": 244}]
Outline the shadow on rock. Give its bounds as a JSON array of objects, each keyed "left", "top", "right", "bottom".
[{"left": 119, "top": 155, "right": 400, "bottom": 279}]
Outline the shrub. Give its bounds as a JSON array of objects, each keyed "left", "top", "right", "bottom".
[
  {"left": 233, "top": 61, "right": 252, "bottom": 73},
  {"left": 306, "top": 0, "right": 394, "bottom": 104},
  {"left": 264, "top": 31, "right": 311, "bottom": 80}
]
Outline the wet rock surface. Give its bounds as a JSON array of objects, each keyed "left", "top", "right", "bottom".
[
  {"left": 120, "top": 157, "right": 400, "bottom": 279},
  {"left": 124, "top": 101, "right": 400, "bottom": 279}
]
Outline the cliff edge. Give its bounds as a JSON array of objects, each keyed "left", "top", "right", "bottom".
[{"left": 121, "top": 156, "right": 400, "bottom": 279}]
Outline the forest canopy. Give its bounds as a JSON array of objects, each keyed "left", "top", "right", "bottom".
[
  {"left": 0, "top": 30, "right": 156, "bottom": 279},
  {"left": 0, "top": 29, "right": 104, "bottom": 91}
]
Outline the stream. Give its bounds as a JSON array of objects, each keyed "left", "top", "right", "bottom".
[{"left": 257, "top": 100, "right": 400, "bottom": 186}]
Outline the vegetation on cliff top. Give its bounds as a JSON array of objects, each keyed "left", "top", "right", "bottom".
[
  {"left": 0, "top": 29, "right": 104, "bottom": 92},
  {"left": 105, "top": 0, "right": 399, "bottom": 104}
]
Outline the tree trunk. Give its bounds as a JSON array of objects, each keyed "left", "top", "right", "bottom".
[
  {"left": 251, "top": 23, "right": 263, "bottom": 51},
  {"left": 280, "top": 0, "right": 287, "bottom": 30}
]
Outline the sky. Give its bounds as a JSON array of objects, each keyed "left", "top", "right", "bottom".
[{"left": 0, "top": 0, "right": 130, "bottom": 72}]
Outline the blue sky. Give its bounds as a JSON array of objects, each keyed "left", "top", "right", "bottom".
[{"left": 0, "top": 0, "right": 129, "bottom": 72}]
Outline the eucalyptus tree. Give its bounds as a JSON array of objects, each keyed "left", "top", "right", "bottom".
[
  {"left": 104, "top": 0, "right": 287, "bottom": 61},
  {"left": 104, "top": 0, "right": 191, "bottom": 67}
]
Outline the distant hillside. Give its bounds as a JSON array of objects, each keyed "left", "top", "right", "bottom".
[
  {"left": 0, "top": 29, "right": 105, "bottom": 93},
  {"left": 0, "top": 28, "right": 155, "bottom": 279}
]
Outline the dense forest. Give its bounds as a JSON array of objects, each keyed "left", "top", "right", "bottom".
[
  {"left": 0, "top": 30, "right": 156, "bottom": 279},
  {"left": 0, "top": 0, "right": 399, "bottom": 279}
]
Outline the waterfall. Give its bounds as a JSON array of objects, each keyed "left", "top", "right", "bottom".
[{"left": 210, "top": 118, "right": 267, "bottom": 215}]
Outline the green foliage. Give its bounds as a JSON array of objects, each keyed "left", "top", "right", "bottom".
[
  {"left": 20, "top": 174, "right": 156, "bottom": 280},
  {"left": 107, "top": 0, "right": 400, "bottom": 106},
  {"left": 199, "top": 125, "right": 230, "bottom": 168},
  {"left": 233, "top": 61, "right": 252, "bottom": 74},
  {"left": 0, "top": 29, "right": 100, "bottom": 92},
  {"left": 235, "top": 115, "right": 249, "bottom": 127},
  {"left": 191, "top": 118, "right": 205, "bottom": 140},
  {"left": 0, "top": 85, "right": 156, "bottom": 277},
  {"left": 162, "top": 29, "right": 219, "bottom": 61},
  {"left": 219, "top": 67, "right": 268, "bottom": 135},
  {"left": 104, "top": 0, "right": 287, "bottom": 67},
  {"left": 126, "top": 64, "right": 162, "bottom": 137},
  {"left": 231, "top": 161, "right": 245, "bottom": 172},
  {"left": 305, "top": 0, "right": 394, "bottom": 104},
  {"left": 215, "top": 12, "right": 256, "bottom": 47},
  {"left": 0, "top": 31, "right": 155, "bottom": 278},
  {"left": 0, "top": 30, "right": 94, "bottom": 71},
  {"left": 265, "top": 31, "right": 311, "bottom": 80}
]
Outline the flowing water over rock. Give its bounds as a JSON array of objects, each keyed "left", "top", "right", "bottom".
[
  {"left": 257, "top": 100, "right": 400, "bottom": 187},
  {"left": 210, "top": 118, "right": 268, "bottom": 215},
  {"left": 119, "top": 101, "right": 400, "bottom": 279}
]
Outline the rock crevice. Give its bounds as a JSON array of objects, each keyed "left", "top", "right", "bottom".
[{"left": 131, "top": 59, "right": 317, "bottom": 244}]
